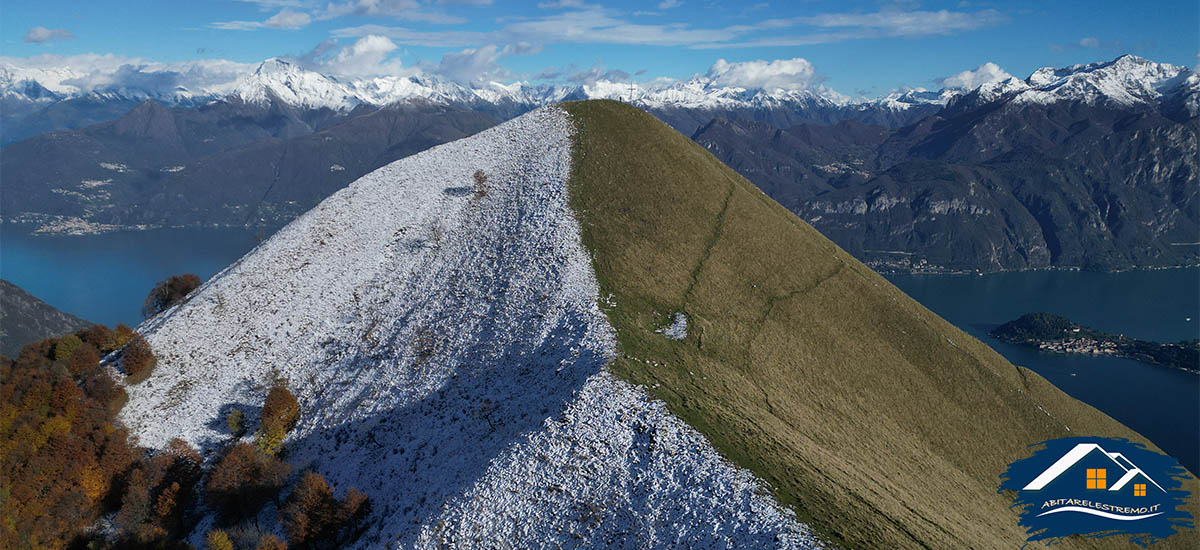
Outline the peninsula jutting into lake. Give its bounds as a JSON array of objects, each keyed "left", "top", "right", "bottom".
[{"left": 991, "top": 312, "right": 1200, "bottom": 373}]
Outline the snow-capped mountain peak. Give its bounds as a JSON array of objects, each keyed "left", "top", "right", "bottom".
[
  {"left": 231, "top": 58, "right": 361, "bottom": 110},
  {"left": 1018, "top": 54, "right": 1193, "bottom": 107}
]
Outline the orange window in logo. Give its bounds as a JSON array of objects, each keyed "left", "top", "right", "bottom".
[
  {"left": 1086, "top": 468, "right": 1107, "bottom": 489},
  {"left": 1134, "top": 484, "right": 1146, "bottom": 496}
]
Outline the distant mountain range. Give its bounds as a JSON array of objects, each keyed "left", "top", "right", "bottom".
[{"left": 2, "top": 54, "right": 1196, "bottom": 271}]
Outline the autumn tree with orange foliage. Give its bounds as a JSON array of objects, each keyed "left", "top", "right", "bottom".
[
  {"left": 256, "top": 382, "right": 300, "bottom": 455},
  {"left": 281, "top": 471, "right": 370, "bottom": 549},
  {"left": 258, "top": 534, "right": 288, "bottom": 550},
  {"left": 143, "top": 273, "right": 203, "bottom": 318},
  {"left": 0, "top": 333, "right": 136, "bottom": 550},
  {"left": 122, "top": 332, "right": 157, "bottom": 384},
  {"left": 207, "top": 442, "right": 290, "bottom": 521}
]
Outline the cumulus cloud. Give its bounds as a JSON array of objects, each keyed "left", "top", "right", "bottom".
[
  {"left": 323, "top": 35, "right": 407, "bottom": 76},
  {"left": 937, "top": 62, "right": 1014, "bottom": 90},
  {"left": 23, "top": 26, "right": 75, "bottom": 43},
  {"left": 1078, "top": 36, "right": 1100, "bottom": 48},
  {"left": 706, "top": 57, "right": 821, "bottom": 90}
]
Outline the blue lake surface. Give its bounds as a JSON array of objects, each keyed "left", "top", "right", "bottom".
[
  {"left": 887, "top": 268, "right": 1200, "bottom": 475},
  {"left": 0, "top": 226, "right": 265, "bottom": 328},
  {"left": 2, "top": 224, "right": 1196, "bottom": 473}
]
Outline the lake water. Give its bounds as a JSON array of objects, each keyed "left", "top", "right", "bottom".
[
  {"left": 888, "top": 268, "right": 1200, "bottom": 474},
  {"left": 0, "top": 226, "right": 265, "bottom": 328},
  {"left": 2, "top": 225, "right": 1196, "bottom": 473}
]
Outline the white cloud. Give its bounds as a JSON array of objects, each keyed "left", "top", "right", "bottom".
[
  {"left": 694, "top": 9, "right": 1007, "bottom": 48},
  {"left": 1078, "top": 37, "right": 1100, "bottom": 48},
  {"left": 320, "top": 0, "right": 466, "bottom": 24},
  {"left": 23, "top": 26, "right": 75, "bottom": 43},
  {"left": 706, "top": 57, "right": 821, "bottom": 90},
  {"left": 503, "top": 41, "right": 543, "bottom": 55},
  {"left": 324, "top": 35, "right": 406, "bottom": 76},
  {"left": 938, "top": 62, "right": 1014, "bottom": 90},
  {"left": 337, "top": 5, "right": 737, "bottom": 47},
  {"left": 334, "top": 7, "right": 1004, "bottom": 51},
  {"left": 212, "top": 8, "right": 311, "bottom": 30},
  {"left": 537, "top": 0, "right": 586, "bottom": 8},
  {"left": 265, "top": 9, "right": 312, "bottom": 29},
  {"left": 658, "top": 0, "right": 683, "bottom": 8},
  {"left": 433, "top": 44, "right": 509, "bottom": 83},
  {"left": 236, "top": 0, "right": 311, "bottom": 9}
]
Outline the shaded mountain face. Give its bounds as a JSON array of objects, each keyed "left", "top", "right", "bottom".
[
  {"left": 120, "top": 101, "right": 1196, "bottom": 548},
  {"left": 0, "top": 99, "right": 499, "bottom": 232},
  {"left": 696, "top": 94, "right": 1199, "bottom": 272},
  {"left": 0, "top": 279, "right": 91, "bottom": 357}
]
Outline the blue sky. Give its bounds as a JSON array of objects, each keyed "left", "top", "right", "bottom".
[{"left": 2, "top": 0, "right": 1197, "bottom": 96}]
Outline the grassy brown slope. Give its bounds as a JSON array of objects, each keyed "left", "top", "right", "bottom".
[{"left": 562, "top": 100, "right": 1198, "bottom": 549}]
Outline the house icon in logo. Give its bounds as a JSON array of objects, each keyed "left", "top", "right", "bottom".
[{"left": 1023, "top": 443, "right": 1166, "bottom": 498}]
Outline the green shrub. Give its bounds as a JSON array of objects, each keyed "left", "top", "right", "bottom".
[
  {"left": 207, "top": 530, "right": 233, "bottom": 550},
  {"left": 54, "top": 334, "right": 83, "bottom": 361},
  {"left": 226, "top": 409, "right": 246, "bottom": 438}
]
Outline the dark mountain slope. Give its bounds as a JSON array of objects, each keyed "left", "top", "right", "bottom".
[
  {"left": 0, "top": 279, "right": 91, "bottom": 357},
  {"left": 0, "top": 100, "right": 499, "bottom": 230},
  {"left": 698, "top": 101, "right": 1199, "bottom": 272},
  {"left": 564, "top": 100, "right": 1198, "bottom": 548}
]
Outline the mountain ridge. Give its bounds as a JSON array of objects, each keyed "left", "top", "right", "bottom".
[
  {"left": 116, "top": 100, "right": 1198, "bottom": 548},
  {"left": 5, "top": 54, "right": 1192, "bottom": 143}
]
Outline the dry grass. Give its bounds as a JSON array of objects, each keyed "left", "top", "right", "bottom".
[{"left": 563, "top": 100, "right": 1199, "bottom": 549}]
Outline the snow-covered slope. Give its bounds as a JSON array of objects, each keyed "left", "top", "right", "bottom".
[{"left": 120, "top": 106, "right": 821, "bottom": 548}]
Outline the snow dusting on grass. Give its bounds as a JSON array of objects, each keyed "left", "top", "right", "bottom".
[
  {"left": 658, "top": 312, "right": 688, "bottom": 341},
  {"left": 121, "top": 106, "right": 819, "bottom": 548}
]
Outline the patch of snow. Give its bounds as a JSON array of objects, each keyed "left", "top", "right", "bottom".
[
  {"left": 658, "top": 312, "right": 688, "bottom": 341},
  {"left": 329, "top": 164, "right": 345, "bottom": 172},
  {"left": 121, "top": 106, "right": 819, "bottom": 548},
  {"left": 80, "top": 178, "right": 112, "bottom": 188},
  {"left": 99, "top": 162, "right": 129, "bottom": 172},
  {"left": 160, "top": 166, "right": 185, "bottom": 173}
]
